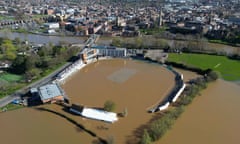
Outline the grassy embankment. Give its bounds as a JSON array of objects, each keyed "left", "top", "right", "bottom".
[{"left": 167, "top": 53, "right": 240, "bottom": 81}]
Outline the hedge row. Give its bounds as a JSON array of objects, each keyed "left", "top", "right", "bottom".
[{"left": 140, "top": 71, "right": 218, "bottom": 144}]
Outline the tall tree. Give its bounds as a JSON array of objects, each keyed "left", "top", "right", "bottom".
[
  {"left": 11, "top": 55, "right": 26, "bottom": 74},
  {"left": 1, "top": 39, "right": 17, "bottom": 61}
]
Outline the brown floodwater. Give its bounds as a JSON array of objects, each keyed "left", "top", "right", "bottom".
[
  {"left": 0, "top": 59, "right": 176, "bottom": 144},
  {"left": 1, "top": 59, "right": 239, "bottom": 144},
  {"left": 62, "top": 59, "right": 176, "bottom": 143},
  {"left": 0, "top": 104, "right": 97, "bottom": 144},
  {"left": 159, "top": 79, "right": 240, "bottom": 144}
]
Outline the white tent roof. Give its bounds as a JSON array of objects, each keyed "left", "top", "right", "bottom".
[{"left": 81, "top": 108, "right": 118, "bottom": 123}]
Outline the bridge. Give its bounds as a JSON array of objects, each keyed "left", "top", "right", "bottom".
[{"left": 84, "top": 34, "right": 100, "bottom": 48}]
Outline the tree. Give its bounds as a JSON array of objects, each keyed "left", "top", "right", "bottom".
[
  {"left": 14, "top": 37, "right": 21, "bottom": 45},
  {"left": 104, "top": 100, "right": 116, "bottom": 112},
  {"left": 40, "top": 56, "right": 55, "bottom": 68},
  {"left": 53, "top": 45, "right": 67, "bottom": 56},
  {"left": 135, "top": 37, "right": 143, "bottom": 49},
  {"left": 25, "top": 68, "right": 42, "bottom": 82},
  {"left": 149, "top": 117, "right": 173, "bottom": 141},
  {"left": 5, "top": 50, "right": 16, "bottom": 61},
  {"left": 11, "top": 55, "right": 26, "bottom": 74},
  {"left": 206, "top": 71, "right": 219, "bottom": 82},
  {"left": 25, "top": 55, "right": 39, "bottom": 71},
  {"left": 37, "top": 45, "right": 53, "bottom": 57},
  {"left": 140, "top": 129, "right": 152, "bottom": 144},
  {"left": 111, "top": 38, "right": 121, "bottom": 47},
  {"left": 1, "top": 39, "right": 17, "bottom": 61}
]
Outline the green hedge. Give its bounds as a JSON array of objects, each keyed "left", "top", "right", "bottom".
[{"left": 139, "top": 71, "right": 218, "bottom": 144}]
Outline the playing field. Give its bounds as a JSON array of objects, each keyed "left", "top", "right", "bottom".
[
  {"left": 0, "top": 73, "right": 22, "bottom": 83},
  {"left": 168, "top": 53, "right": 240, "bottom": 81}
]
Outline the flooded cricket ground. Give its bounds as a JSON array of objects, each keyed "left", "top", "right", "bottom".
[{"left": 0, "top": 59, "right": 239, "bottom": 144}]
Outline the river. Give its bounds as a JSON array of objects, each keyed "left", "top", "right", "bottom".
[
  {"left": 0, "top": 31, "right": 87, "bottom": 45},
  {"left": 0, "top": 32, "right": 238, "bottom": 56}
]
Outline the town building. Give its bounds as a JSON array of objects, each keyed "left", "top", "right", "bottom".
[
  {"left": 43, "top": 23, "right": 60, "bottom": 29},
  {"left": 92, "top": 45, "right": 127, "bottom": 57},
  {"left": 37, "top": 84, "right": 65, "bottom": 104}
]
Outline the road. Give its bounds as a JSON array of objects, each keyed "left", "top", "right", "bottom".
[{"left": 0, "top": 34, "right": 99, "bottom": 108}]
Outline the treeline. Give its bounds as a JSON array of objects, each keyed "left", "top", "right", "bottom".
[
  {"left": 139, "top": 70, "right": 218, "bottom": 144},
  {"left": 165, "top": 61, "right": 211, "bottom": 75},
  {"left": 205, "top": 29, "right": 240, "bottom": 45},
  {"left": 165, "top": 60, "right": 219, "bottom": 81},
  {"left": 111, "top": 35, "right": 211, "bottom": 53},
  {"left": 111, "top": 37, "right": 169, "bottom": 49},
  {"left": 111, "top": 34, "right": 240, "bottom": 58},
  {"left": 0, "top": 37, "right": 79, "bottom": 82},
  {"left": 152, "top": 25, "right": 240, "bottom": 46},
  {"left": 10, "top": 44, "right": 79, "bottom": 82}
]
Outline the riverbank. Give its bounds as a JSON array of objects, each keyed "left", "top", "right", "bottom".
[{"left": 0, "top": 31, "right": 87, "bottom": 45}]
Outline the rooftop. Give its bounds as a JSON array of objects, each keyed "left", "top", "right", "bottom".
[
  {"left": 81, "top": 108, "right": 118, "bottom": 123},
  {"left": 39, "top": 84, "right": 63, "bottom": 101}
]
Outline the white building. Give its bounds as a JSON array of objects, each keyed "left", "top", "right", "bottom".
[
  {"left": 92, "top": 45, "right": 127, "bottom": 57},
  {"left": 43, "top": 23, "right": 60, "bottom": 29},
  {"left": 70, "top": 104, "right": 118, "bottom": 123}
]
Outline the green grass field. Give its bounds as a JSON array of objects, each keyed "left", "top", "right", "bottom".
[
  {"left": 168, "top": 53, "right": 240, "bottom": 81},
  {"left": 0, "top": 73, "right": 22, "bottom": 83}
]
